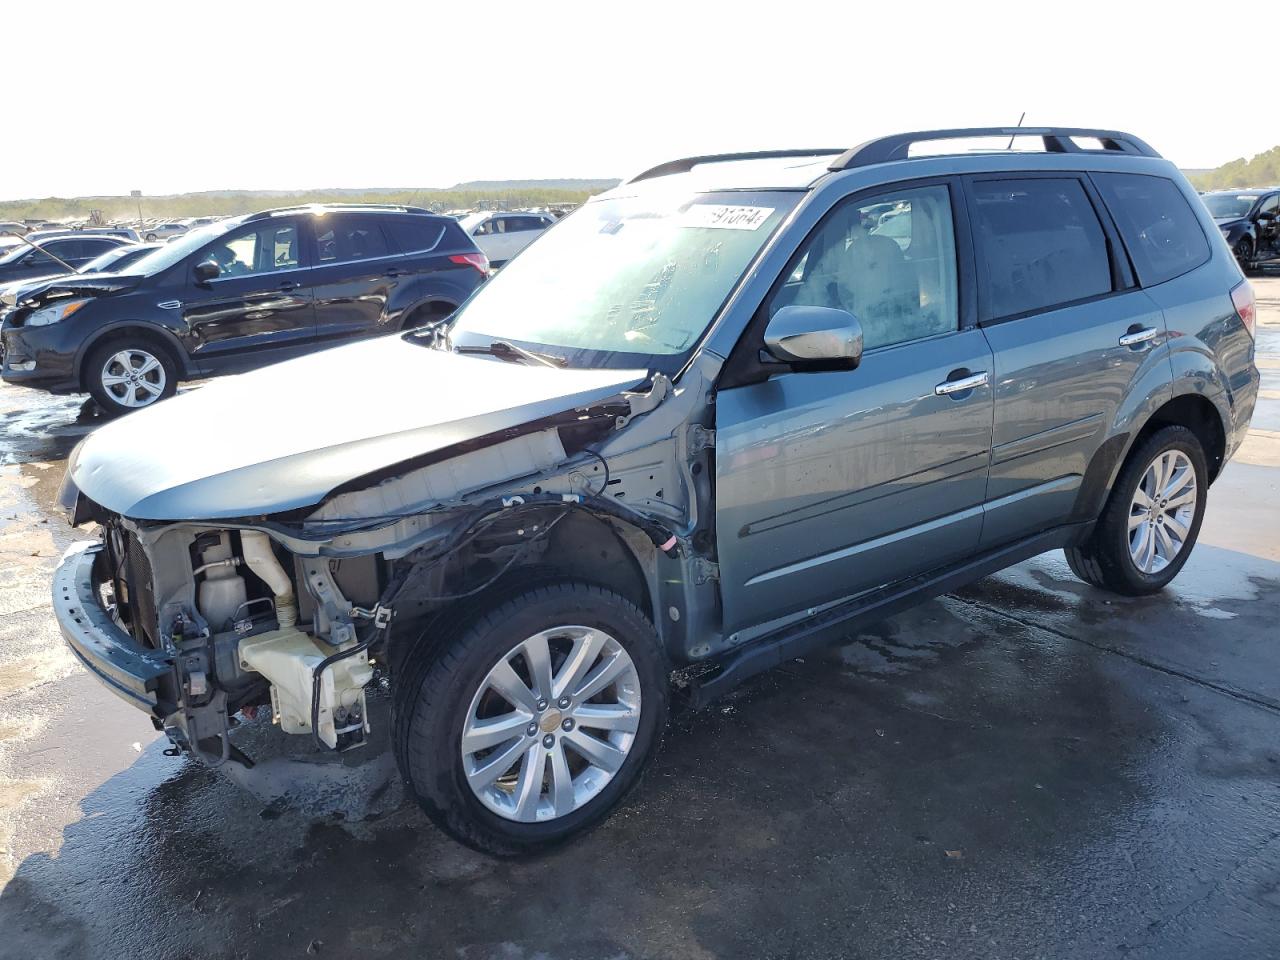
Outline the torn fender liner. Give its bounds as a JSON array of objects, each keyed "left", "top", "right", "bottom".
[{"left": 69, "top": 334, "right": 647, "bottom": 521}]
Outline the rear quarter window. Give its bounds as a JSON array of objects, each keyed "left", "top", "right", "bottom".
[
  {"left": 1092, "top": 173, "right": 1210, "bottom": 287},
  {"left": 386, "top": 218, "right": 447, "bottom": 254}
]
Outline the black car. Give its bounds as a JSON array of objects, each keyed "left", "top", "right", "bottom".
[
  {"left": 0, "top": 234, "right": 133, "bottom": 283},
  {"left": 1, "top": 205, "right": 489, "bottom": 415},
  {"left": 1201, "top": 188, "right": 1280, "bottom": 272}
]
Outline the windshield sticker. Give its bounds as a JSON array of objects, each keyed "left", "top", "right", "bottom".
[{"left": 683, "top": 205, "right": 775, "bottom": 230}]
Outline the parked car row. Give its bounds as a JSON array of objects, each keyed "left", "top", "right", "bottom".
[
  {"left": 44, "top": 128, "right": 1258, "bottom": 857},
  {"left": 1, "top": 204, "right": 490, "bottom": 414}
]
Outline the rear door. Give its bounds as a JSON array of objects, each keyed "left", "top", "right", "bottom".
[
  {"left": 966, "top": 173, "right": 1167, "bottom": 548},
  {"left": 180, "top": 217, "right": 317, "bottom": 374},
  {"left": 716, "top": 180, "right": 994, "bottom": 634},
  {"left": 310, "top": 214, "right": 401, "bottom": 344},
  {"left": 484, "top": 217, "right": 523, "bottom": 264},
  {"left": 503, "top": 215, "right": 549, "bottom": 259}
]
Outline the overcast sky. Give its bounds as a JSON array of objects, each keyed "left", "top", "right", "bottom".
[{"left": 5, "top": 0, "right": 1272, "bottom": 200}]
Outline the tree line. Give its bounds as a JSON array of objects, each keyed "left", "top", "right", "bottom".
[{"left": 1190, "top": 145, "right": 1280, "bottom": 191}]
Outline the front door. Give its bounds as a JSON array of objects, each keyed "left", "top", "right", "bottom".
[
  {"left": 715, "top": 182, "right": 994, "bottom": 635},
  {"left": 1256, "top": 194, "right": 1280, "bottom": 259},
  {"left": 181, "top": 217, "right": 317, "bottom": 375},
  {"left": 965, "top": 174, "right": 1169, "bottom": 548}
]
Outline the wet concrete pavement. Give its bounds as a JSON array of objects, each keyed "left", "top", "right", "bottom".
[{"left": 1, "top": 277, "right": 1279, "bottom": 959}]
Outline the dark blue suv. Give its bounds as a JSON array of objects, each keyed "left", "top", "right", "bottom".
[{"left": 1, "top": 204, "right": 488, "bottom": 415}]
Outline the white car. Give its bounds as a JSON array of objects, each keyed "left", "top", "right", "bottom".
[
  {"left": 458, "top": 212, "right": 555, "bottom": 266},
  {"left": 143, "top": 221, "right": 189, "bottom": 242}
]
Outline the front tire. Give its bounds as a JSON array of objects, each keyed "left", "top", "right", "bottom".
[
  {"left": 85, "top": 338, "right": 178, "bottom": 416},
  {"left": 1234, "top": 237, "right": 1256, "bottom": 274},
  {"left": 394, "top": 582, "right": 668, "bottom": 856},
  {"left": 1066, "top": 424, "right": 1208, "bottom": 596}
]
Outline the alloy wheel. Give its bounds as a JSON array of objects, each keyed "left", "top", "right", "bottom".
[
  {"left": 1128, "top": 449, "right": 1197, "bottom": 575},
  {"left": 461, "top": 625, "right": 642, "bottom": 823},
  {"left": 100, "top": 348, "right": 167, "bottom": 408}
]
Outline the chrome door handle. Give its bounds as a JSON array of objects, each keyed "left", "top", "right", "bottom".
[
  {"left": 935, "top": 371, "right": 989, "bottom": 395},
  {"left": 1119, "top": 327, "right": 1158, "bottom": 347}
]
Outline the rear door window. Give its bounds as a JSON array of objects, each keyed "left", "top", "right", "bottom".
[
  {"left": 1091, "top": 173, "right": 1210, "bottom": 287},
  {"left": 315, "top": 217, "right": 391, "bottom": 264},
  {"left": 969, "top": 177, "right": 1113, "bottom": 320},
  {"left": 79, "top": 238, "right": 120, "bottom": 260}
]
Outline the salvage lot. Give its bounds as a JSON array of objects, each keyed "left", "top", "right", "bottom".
[{"left": 0, "top": 278, "right": 1277, "bottom": 958}]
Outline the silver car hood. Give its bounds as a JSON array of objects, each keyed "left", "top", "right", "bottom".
[{"left": 70, "top": 334, "right": 646, "bottom": 521}]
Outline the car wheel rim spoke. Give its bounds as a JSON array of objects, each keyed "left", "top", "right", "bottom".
[
  {"left": 102, "top": 349, "right": 164, "bottom": 407},
  {"left": 461, "top": 711, "right": 531, "bottom": 754},
  {"left": 1128, "top": 449, "right": 1196, "bottom": 575},
  {"left": 462, "top": 624, "right": 641, "bottom": 823}
]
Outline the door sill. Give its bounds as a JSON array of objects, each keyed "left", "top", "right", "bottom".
[{"left": 689, "top": 523, "right": 1088, "bottom": 706}]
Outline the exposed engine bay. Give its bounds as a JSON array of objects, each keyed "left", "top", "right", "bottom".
[{"left": 79, "top": 358, "right": 720, "bottom": 767}]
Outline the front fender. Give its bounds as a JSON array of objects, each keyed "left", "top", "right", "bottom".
[{"left": 75, "top": 319, "right": 197, "bottom": 383}]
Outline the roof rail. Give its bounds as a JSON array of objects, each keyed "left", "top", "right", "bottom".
[
  {"left": 626, "top": 149, "right": 845, "bottom": 184},
  {"left": 243, "top": 202, "right": 434, "bottom": 221},
  {"left": 829, "top": 127, "right": 1160, "bottom": 171}
]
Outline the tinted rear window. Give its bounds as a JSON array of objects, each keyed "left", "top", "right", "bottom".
[
  {"left": 316, "top": 217, "right": 391, "bottom": 264},
  {"left": 971, "top": 178, "right": 1113, "bottom": 320},
  {"left": 1092, "top": 173, "right": 1210, "bottom": 286},
  {"left": 386, "top": 217, "right": 446, "bottom": 254}
]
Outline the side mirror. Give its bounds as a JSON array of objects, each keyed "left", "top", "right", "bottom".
[
  {"left": 193, "top": 260, "right": 220, "bottom": 283},
  {"left": 763, "top": 305, "right": 863, "bottom": 367},
  {"left": 1258, "top": 210, "right": 1276, "bottom": 222}
]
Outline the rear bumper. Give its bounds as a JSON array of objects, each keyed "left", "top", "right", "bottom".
[{"left": 54, "top": 540, "right": 173, "bottom": 715}]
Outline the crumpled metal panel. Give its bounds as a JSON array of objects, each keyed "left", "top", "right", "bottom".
[{"left": 69, "top": 333, "right": 645, "bottom": 521}]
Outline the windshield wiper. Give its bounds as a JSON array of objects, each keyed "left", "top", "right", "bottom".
[{"left": 454, "top": 339, "right": 566, "bottom": 368}]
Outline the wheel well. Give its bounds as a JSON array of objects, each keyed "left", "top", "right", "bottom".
[
  {"left": 401, "top": 300, "right": 457, "bottom": 331},
  {"left": 79, "top": 327, "right": 181, "bottom": 390},
  {"left": 533, "top": 511, "right": 653, "bottom": 621},
  {"left": 388, "top": 510, "right": 655, "bottom": 681},
  {"left": 1138, "top": 394, "right": 1227, "bottom": 481}
]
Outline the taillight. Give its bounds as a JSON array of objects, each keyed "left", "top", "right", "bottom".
[
  {"left": 1231, "top": 280, "right": 1256, "bottom": 339},
  {"left": 450, "top": 252, "right": 490, "bottom": 276}
]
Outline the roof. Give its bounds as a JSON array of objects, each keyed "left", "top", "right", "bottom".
[
  {"left": 620, "top": 127, "right": 1164, "bottom": 193},
  {"left": 244, "top": 203, "right": 439, "bottom": 222},
  {"left": 1203, "top": 188, "right": 1275, "bottom": 196}
]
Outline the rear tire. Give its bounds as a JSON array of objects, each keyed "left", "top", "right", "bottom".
[
  {"left": 1066, "top": 424, "right": 1208, "bottom": 596},
  {"left": 393, "top": 582, "right": 668, "bottom": 856},
  {"left": 84, "top": 337, "right": 178, "bottom": 417},
  {"left": 399, "top": 302, "right": 455, "bottom": 332}
]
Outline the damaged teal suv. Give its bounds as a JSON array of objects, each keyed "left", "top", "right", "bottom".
[{"left": 54, "top": 128, "right": 1258, "bottom": 854}]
